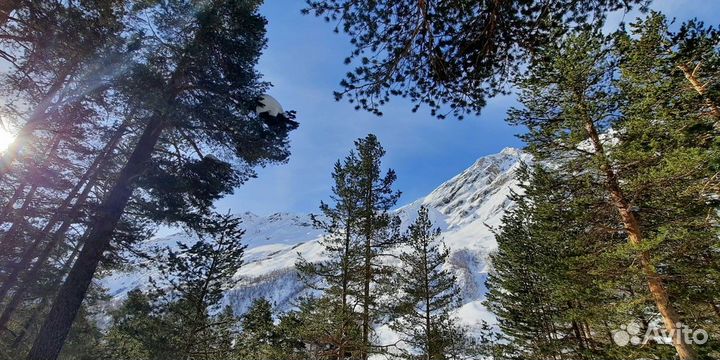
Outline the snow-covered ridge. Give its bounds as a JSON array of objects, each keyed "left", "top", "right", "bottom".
[
  {"left": 102, "top": 147, "right": 530, "bottom": 327},
  {"left": 421, "top": 147, "right": 530, "bottom": 228}
]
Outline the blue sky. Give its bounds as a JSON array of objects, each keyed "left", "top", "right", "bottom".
[{"left": 219, "top": 1, "right": 719, "bottom": 215}]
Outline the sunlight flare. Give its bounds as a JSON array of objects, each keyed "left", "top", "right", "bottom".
[{"left": 0, "top": 126, "right": 14, "bottom": 152}]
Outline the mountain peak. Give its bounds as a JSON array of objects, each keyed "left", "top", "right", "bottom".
[
  {"left": 500, "top": 146, "right": 522, "bottom": 156},
  {"left": 420, "top": 148, "right": 528, "bottom": 228}
]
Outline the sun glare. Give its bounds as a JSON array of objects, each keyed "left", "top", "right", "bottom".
[{"left": 0, "top": 127, "right": 15, "bottom": 152}]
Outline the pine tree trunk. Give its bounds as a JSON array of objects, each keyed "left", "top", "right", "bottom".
[
  {"left": 581, "top": 110, "right": 698, "bottom": 360},
  {"left": 340, "top": 215, "right": 351, "bottom": 360},
  {"left": 362, "top": 237, "right": 370, "bottom": 360},
  {"left": 677, "top": 62, "right": 720, "bottom": 129},
  {"left": 571, "top": 320, "right": 587, "bottom": 357},
  {"left": 423, "top": 243, "right": 431, "bottom": 360},
  {"left": 582, "top": 321, "right": 595, "bottom": 350},
  {"left": 361, "top": 190, "right": 373, "bottom": 360},
  {"left": 25, "top": 115, "right": 165, "bottom": 360},
  {"left": 548, "top": 320, "right": 566, "bottom": 360},
  {"left": 568, "top": 302, "right": 587, "bottom": 354}
]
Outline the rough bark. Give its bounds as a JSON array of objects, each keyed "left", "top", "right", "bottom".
[
  {"left": 581, "top": 109, "right": 697, "bottom": 360},
  {"left": 25, "top": 115, "right": 165, "bottom": 360},
  {"left": 571, "top": 320, "right": 587, "bottom": 353}
]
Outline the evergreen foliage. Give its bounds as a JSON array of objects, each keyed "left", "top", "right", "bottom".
[
  {"left": 297, "top": 134, "right": 401, "bottom": 360},
  {"left": 0, "top": 2, "right": 718, "bottom": 360},
  {"left": 0, "top": 1, "right": 299, "bottom": 358},
  {"left": 303, "top": 0, "right": 647, "bottom": 118},
  {"left": 488, "top": 17, "right": 720, "bottom": 360},
  {"left": 391, "top": 206, "right": 469, "bottom": 360},
  {"left": 236, "top": 298, "right": 278, "bottom": 360},
  {"left": 102, "top": 213, "right": 246, "bottom": 360}
]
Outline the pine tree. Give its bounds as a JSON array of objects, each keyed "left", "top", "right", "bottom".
[
  {"left": 100, "top": 290, "right": 160, "bottom": 360},
  {"left": 291, "top": 296, "right": 362, "bottom": 360},
  {"left": 485, "top": 164, "right": 629, "bottom": 360},
  {"left": 612, "top": 13, "right": 720, "bottom": 357},
  {"left": 236, "top": 298, "right": 278, "bottom": 360},
  {"left": 352, "top": 134, "right": 401, "bottom": 360},
  {"left": 0, "top": 1, "right": 145, "bottom": 351},
  {"left": 391, "top": 206, "right": 468, "bottom": 360},
  {"left": 102, "top": 213, "right": 246, "bottom": 360},
  {"left": 152, "top": 213, "right": 245, "bottom": 359},
  {"left": 0, "top": 0, "right": 130, "bottom": 181},
  {"left": 296, "top": 152, "right": 365, "bottom": 359},
  {"left": 26, "top": 1, "right": 297, "bottom": 358},
  {"left": 506, "top": 28, "right": 701, "bottom": 359},
  {"left": 274, "top": 311, "right": 308, "bottom": 360},
  {"left": 0, "top": 122, "right": 131, "bottom": 331},
  {"left": 297, "top": 134, "right": 399, "bottom": 360},
  {"left": 475, "top": 321, "right": 507, "bottom": 360},
  {"left": 485, "top": 172, "right": 558, "bottom": 360}
]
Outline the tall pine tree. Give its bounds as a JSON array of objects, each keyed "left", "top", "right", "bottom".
[
  {"left": 391, "top": 206, "right": 469, "bottom": 360},
  {"left": 353, "top": 134, "right": 401, "bottom": 360},
  {"left": 507, "top": 28, "right": 708, "bottom": 359},
  {"left": 297, "top": 134, "right": 400, "bottom": 360},
  {"left": 26, "top": 1, "right": 297, "bottom": 358}
]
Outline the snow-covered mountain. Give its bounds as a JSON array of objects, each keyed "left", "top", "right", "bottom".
[{"left": 101, "top": 147, "right": 531, "bottom": 332}]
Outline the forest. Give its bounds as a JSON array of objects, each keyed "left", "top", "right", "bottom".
[{"left": 0, "top": 1, "right": 718, "bottom": 360}]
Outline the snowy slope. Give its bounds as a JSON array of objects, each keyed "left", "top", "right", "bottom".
[{"left": 101, "top": 147, "right": 531, "bottom": 331}]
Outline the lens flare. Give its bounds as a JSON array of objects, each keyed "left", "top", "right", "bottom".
[{"left": 0, "top": 127, "right": 15, "bottom": 152}]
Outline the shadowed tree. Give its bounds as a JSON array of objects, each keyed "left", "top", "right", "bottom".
[{"left": 25, "top": 1, "right": 298, "bottom": 359}]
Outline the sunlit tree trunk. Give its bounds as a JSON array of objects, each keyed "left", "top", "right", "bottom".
[
  {"left": 677, "top": 62, "right": 720, "bottom": 128},
  {"left": 580, "top": 99, "right": 697, "bottom": 360}
]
